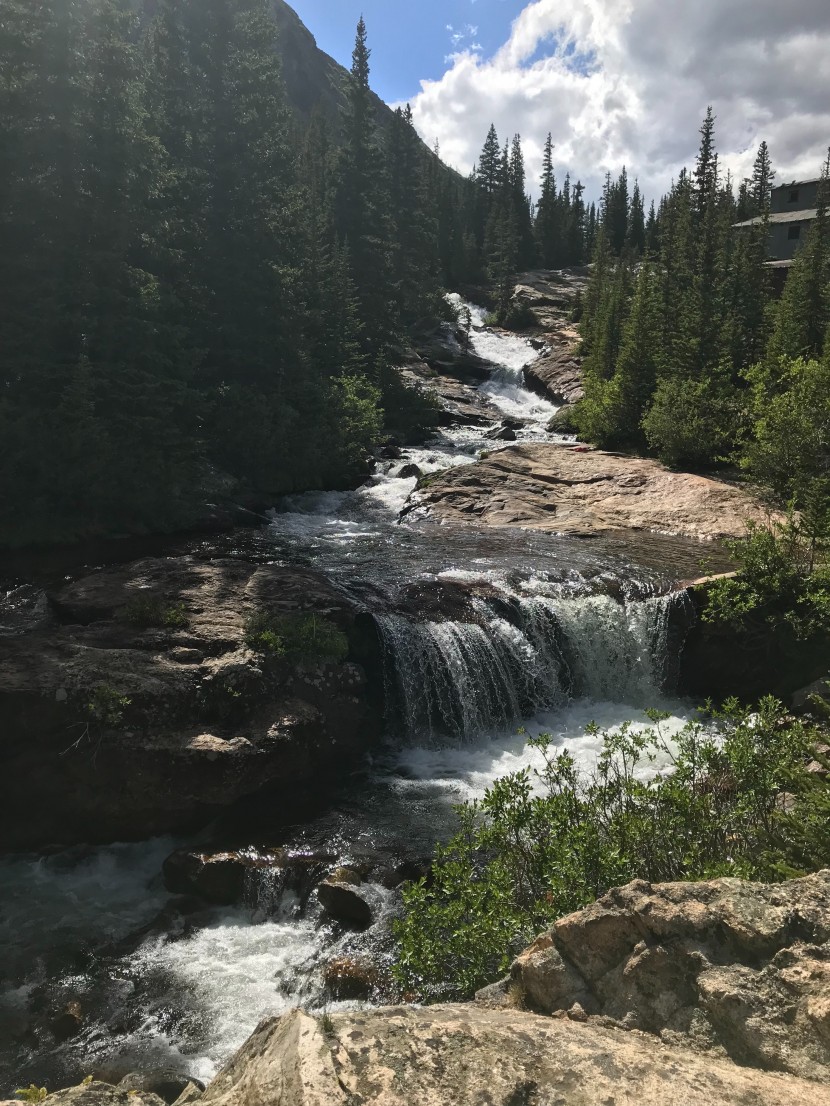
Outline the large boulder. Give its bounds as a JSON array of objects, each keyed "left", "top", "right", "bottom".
[
  {"left": 316, "top": 879, "right": 375, "bottom": 927},
  {"left": 405, "top": 442, "right": 775, "bottom": 542},
  {"left": 510, "top": 871, "right": 830, "bottom": 1082},
  {"left": 194, "top": 1005, "right": 830, "bottom": 1106},
  {"left": 0, "top": 557, "right": 381, "bottom": 851}
]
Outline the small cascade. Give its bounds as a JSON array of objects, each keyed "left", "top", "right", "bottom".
[{"left": 378, "top": 589, "right": 693, "bottom": 742}]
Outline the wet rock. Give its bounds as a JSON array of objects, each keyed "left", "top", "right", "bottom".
[
  {"left": 500, "top": 416, "right": 526, "bottom": 430},
  {"left": 323, "top": 957, "right": 379, "bottom": 1001},
  {"left": 524, "top": 347, "right": 585, "bottom": 406},
  {"left": 379, "top": 444, "right": 403, "bottom": 460},
  {"left": 197, "top": 1006, "right": 830, "bottom": 1106},
  {"left": 42, "top": 1084, "right": 166, "bottom": 1106},
  {"left": 317, "top": 879, "right": 374, "bottom": 927},
  {"left": 406, "top": 442, "right": 777, "bottom": 541},
  {"left": 117, "top": 1072, "right": 204, "bottom": 1105},
  {"left": 484, "top": 425, "right": 517, "bottom": 442},
  {"left": 510, "top": 871, "right": 830, "bottom": 1082},
  {"left": 162, "top": 848, "right": 279, "bottom": 905},
  {"left": 397, "top": 464, "right": 422, "bottom": 480},
  {"left": 50, "top": 999, "right": 84, "bottom": 1041}
]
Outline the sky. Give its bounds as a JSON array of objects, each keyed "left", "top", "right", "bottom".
[{"left": 289, "top": 0, "right": 830, "bottom": 205}]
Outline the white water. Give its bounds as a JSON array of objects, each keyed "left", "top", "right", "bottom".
[{"left": 1, "top": 301, "right": 702, "bottom": 1093}]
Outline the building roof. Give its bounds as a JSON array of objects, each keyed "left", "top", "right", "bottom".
[
  {"left": 773, "top": 179, "right": 821, "bottom": 189},
  {"left": 734, "top": 209, "right": 818, "bottom": 228}
]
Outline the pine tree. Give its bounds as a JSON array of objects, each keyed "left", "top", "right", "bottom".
[
  {"left": 535, "top": 133, "right": 561, "bottom": 267},
  {"left": 335, "top": 16, "right": 398, "bottom": 367},
  {"left": 749, "top": 140, "right": 775, "bottom": 215}
]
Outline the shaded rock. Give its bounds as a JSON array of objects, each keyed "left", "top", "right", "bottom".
[
  {"left": 197, "top": 1006, "right": 830, "bottom": 1106},
  {"left": 510, "top": 871, "right": 830, "bottom": 1082},
  {"left": 118, "top": 1072, "right": 203, "bottom": 1105},
  {"left": 0, "top": 557, "right": 381, "bottom": 852},
  {"left": 162, "top": 848, "right": 281, "bottom": 905},
  {"left": 406, "top": 442, "right": 776, "bottom": 541},
  {"left": 323, "top": 957, "right": 379, "bottom": 1001},
  {"left": 43, "top": 1083, "right": 166, "bottom": 1106},
  {"left": 317, "top": 879, "right": 374, "bottom": 927}
]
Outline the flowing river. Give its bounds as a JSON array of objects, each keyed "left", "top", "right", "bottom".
[{"left": 0, "top": 296, "right": 725, "bottom": 1092}]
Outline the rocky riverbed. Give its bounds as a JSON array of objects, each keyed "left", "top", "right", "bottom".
[{"left": 24, "top": 872, "right": 830, "bottom": 1105}]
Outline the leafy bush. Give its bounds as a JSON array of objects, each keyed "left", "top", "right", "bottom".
[
  {"left": 642, "top": 376, "right": 738, "bottom": 467},
  {"left": 393, "top": 701, "right": 826, "bottom": 1001},
  {"left": 704, "top": 515, "right": 830, "bottom": 642},
  {"left": 86, "top": 685, "right": 131, "bottom": 727},
  {"left": 121, "top": 596, "right": 189, "bottom": 629},
  {"left": 742, "top": 355, "right": 830, "bottom": 506},
  {"left": 244, "top": 611, "right": 349, "bottom": 664}
]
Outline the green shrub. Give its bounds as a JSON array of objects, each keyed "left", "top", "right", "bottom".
[
  {"left": 704, "top": 515, "right": 830, "bottom": 642},
  {"left": 244, "top": 612, "right": 349, "bottom": 664},
  {"left": 121, "top": 595, "right": 189, "bottom": 629},
  {"left": 86, "top": 685, "right": 131, "bottom": 727},
  {"left": 393, "top": 701, "right": 826, "bottom": 1001},
  {"left": 16, "top": 1086, "right": 48, "bottom": 1103},
  {"left": 642, "top": 376, "right": 739, "bottom": 468}
]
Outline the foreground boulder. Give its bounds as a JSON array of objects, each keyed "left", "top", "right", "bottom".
[
  {"left": 193, "top": 1005, "right": 830, "bottom": 1106},
  {"left": 0, "top": 557, "right": 381, "bottom": 851},
  {"left": 405, "top": 442, "right": 774, "bottom": 541},
  {"left": 509, "top": 871, "right": 830, "bottom": 1083}
]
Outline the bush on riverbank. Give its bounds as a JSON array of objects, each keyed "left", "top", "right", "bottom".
[{"left": 393, "top": 701, "right": 830, "bottom": 1000}]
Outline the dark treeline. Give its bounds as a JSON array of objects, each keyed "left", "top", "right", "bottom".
[
  {"left": 574, "top": 111, "right": 830, "bottom": 520},
  {"left": 0, "top": 0, "right": 476, "bottom": 546}
]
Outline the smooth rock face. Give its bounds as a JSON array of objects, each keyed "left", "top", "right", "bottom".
[
  {"left": 511, "top": 872, "right": 830, "bottom": 1082},
  {"left": 196, "top": 1005, "right": 830, "bottom": 1106},
  {"left": 0, "top": 557, "right": 380, "bottom": 851},
  {"left": 524, "top": 347, "right": 585, "bottom": 407},
  {"left": 406, "top": 442, "right": 773, "bottom": 541}
]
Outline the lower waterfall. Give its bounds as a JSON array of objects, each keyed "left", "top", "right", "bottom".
[{"left": 377, "top": 590, "right": 693, "bottom": 741}]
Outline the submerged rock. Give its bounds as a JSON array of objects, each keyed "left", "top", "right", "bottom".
[
  {"left": 194, "top": 1005, "right": 830, "bottom": 1106},
  {"left": 323, "top": 957, "right": 379, "bottom": 1001}
]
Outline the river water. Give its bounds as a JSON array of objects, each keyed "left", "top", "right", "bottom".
[{"left": 0, "top": 299, "right": 727, "bottom": 1092}]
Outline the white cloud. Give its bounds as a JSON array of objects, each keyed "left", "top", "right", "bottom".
[{"left": 397, "top": 0, "right": 830, "bottom": 204}]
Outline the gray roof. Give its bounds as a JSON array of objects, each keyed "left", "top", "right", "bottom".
[
  {"left": 734, "top": 209, "right": 818, "bottom": 228},
  {"left": 773, "top": 179, "right": 821, "bottom": 189}
]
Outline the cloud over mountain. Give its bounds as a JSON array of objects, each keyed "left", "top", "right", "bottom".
[{"left": 402, "top": 0, "right": 830, "bottom": 203}]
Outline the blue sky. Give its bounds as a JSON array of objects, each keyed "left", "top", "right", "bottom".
[{"left": 289, "top": 0, "right": 527, "bottom": 104}]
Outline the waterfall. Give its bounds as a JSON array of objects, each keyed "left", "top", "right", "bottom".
[{"left": 377, "top": 590, "right": 693, "bottom": 742}]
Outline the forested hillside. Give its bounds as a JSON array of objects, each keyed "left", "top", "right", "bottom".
[{"left": 0, "top": 0, "right": 470, "bottom": 547}]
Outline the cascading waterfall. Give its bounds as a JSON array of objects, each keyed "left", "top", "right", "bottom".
[{"left": 378, "top": 589, "right": 693, "bottom": 741}]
